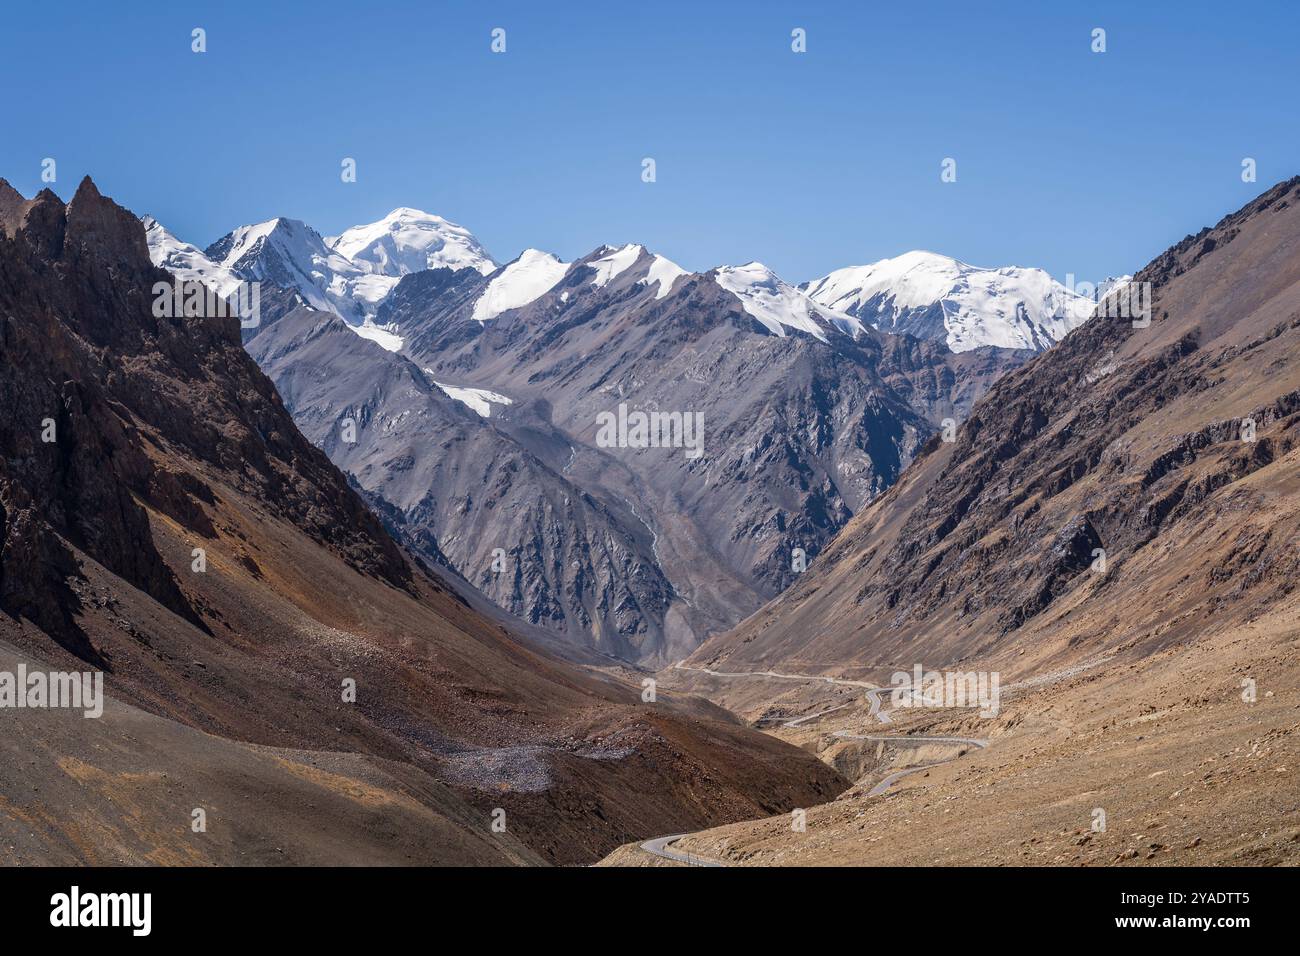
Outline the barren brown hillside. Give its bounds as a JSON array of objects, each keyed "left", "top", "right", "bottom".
[{"left": 604, "top": 596, "right": 1299, "bottom": 866}]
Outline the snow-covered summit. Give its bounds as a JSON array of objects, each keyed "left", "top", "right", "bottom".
[
  {"left": 329, "top": 208, "right": 496, "bottom": 278},
  {"left": 143, "top": 216, "right": 244, "bottom": 298},
  {"left": 586, "top": 243, "right": 643, "bottom": 290},
  {"left": 471, "top": 249, "right": 570, "bottom": 322},
  {"left": 202, "top": 216, "right": 371, "bottom": 320},
  {"left": 574, "top": 244, "right": 691, "bottom": 302},
  {"left": 803, "top": 250, "right": 1093, "bottom": 353}
]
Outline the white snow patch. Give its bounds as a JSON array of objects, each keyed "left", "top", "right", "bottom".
[
  {"left": 587, "top": 243, "right": 642, "bottom": 289},
  {"left": 471, "top": 249, "right": 569, "bottom": 322},
  {"left": 427, "top": 376, "right": 514, "bottom": 418},
  {"left": 346, "top": 273, "right": 403, "bottom": 313},
  {"left": 351, "top": 322, "right": 404, "bottom": 352},
  {"left": 641, "top": 253, "right": 690, "bottom": 299}
]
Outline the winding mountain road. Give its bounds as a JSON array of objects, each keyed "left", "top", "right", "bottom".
[
  {"left": 638, "top": 834, "right": 726, "bottom": 867},
  {"left": 639, "top": 664, "right": 992, "bottom": 865},
  {"left": 830, "top": 731, "right": 990, "bottom": 797},
  {"left": 673, "top": 661, "right": 895, "bottom": 724}
]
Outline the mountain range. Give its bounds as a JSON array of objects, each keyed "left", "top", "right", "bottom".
[
  {"left": 150, "top": 207, "right": 1086, "bottom": 663},
  {"left": 692, "top": 178, "right": 1300, "bottom": 682}
]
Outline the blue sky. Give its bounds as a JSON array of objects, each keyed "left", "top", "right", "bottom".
[{"left": 3, "top": 1, "right": 1298, "bottom": 284}]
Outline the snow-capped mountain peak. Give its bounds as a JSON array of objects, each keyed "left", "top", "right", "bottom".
[
  {"left": 470, "top": 249, "right": 569, "bottom": 322},
  {"left": 1095, "top": 275, "right": 1134, "bottom": 301},
  {"left": 203, "top": 216, "right": 371, "bottom": 322},
  {"left": 207, "top": 216, "right": 327, "bottom": 271},
  {"left": 143, "top": 216, "right": 244, "bottom": 298},
  {"left": 803, "top": 251, "right": 1093, "bottom": 353},
  {"left": 329, "top": 208, "right": 496, "bottom": 278},
  {"left": 715, "top": 262, "right": 863, "bottom": 343},
  {"left": 573, "top": 244, "right": 691, "bottom": 301},
  {"left": 641, "top": 253, "right": 690, "bottom": 299},
  {"left": 586, "top": 243, "right": 643, "bottom": 289}
]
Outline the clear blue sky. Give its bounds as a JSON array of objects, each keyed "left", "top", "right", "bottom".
[{"left": 3, "top": 1, "right": 1297, "bottom": 284}]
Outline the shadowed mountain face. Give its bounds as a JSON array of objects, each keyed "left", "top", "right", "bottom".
[
  {"left": 366, "top": 246, "right": 1028, "bottom": 662},
  {"left": 0, "top": 178, "right": 410, "bottom": 658},
  {"left": 0, "top": 178, "right": 847, "bottom": 865},
  {"left": 247, "top": 307, "right": 675, "bottom": 662},
  {"left": 690, "top": 177, "right": 1300, "bottom": 682},
  {"left": 159, "top": 208, "right": 1033, "bottom": 665}
]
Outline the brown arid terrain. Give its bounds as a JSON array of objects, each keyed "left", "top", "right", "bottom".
[
  {"left": 601, "top": 602, "right": 1299, "bottom": 865},
  {"left": 0, "top": 178, "right": 845, "bottom": 866},
  {"left": 601, "top": 178, "right": 1300, "bottom": 865}
]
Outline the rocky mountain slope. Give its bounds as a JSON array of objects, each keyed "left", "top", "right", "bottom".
[
  {"left": 597, "top": 181, "right": 1300, "bottom": 866},
  {"left": 247, "top": 306, "right": 676, "bottom": 662},
  {"left": 0, "top": 177, "right": 846, "bottom": 865},
  {"left": 691, "top": 176, "right": 1300, "bottom": 688},
  {"left": 385, "top": 244, "right": 1027, "bottom": 661}
]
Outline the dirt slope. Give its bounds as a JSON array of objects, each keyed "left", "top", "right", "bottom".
[{"left": 602, "top": 599, "right": 1299, "bottom": 866}]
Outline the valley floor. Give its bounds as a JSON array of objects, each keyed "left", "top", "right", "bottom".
[{"left": 598, "top": 606, "right": 1300, "bottom": 866}]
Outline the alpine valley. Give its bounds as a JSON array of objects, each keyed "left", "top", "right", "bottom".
[
  {"left": 148, "top": 207, "right": 1098, "bottom": 665},
  {"left": 4, "top": 173, "right": 1298, "bottom": 869}
]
